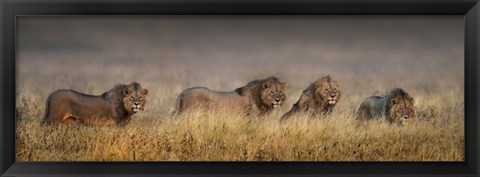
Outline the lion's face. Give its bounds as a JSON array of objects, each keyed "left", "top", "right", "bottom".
[
  {"left": 123, "top": 87, "right": 148, "bottom": 114},
  {"left": 261, "top": 81, "right": 286, "bottom": 109},
  {"left": 390, "top": 96, "right": 415, "bottom": 126},
  {"left": 315, "top": 79, "right": 340, "bottom": 106}
]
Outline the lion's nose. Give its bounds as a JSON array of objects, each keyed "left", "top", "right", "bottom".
[
  {"left": 274, "top": 98, "right": 281, "bottom": 102},
  {"left": 330, "top": 93, "right": 336, "bottom": 97},
  {"left": 134, "top": 102, "right": 140, "bottom": 106}
]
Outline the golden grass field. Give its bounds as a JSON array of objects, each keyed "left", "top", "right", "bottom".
[{"left": 15, "top": 16, "right": 464, "bottom": 161}]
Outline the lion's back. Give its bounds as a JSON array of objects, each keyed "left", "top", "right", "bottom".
[
  {"left": 179, "top": 87, "right": 222, "bottom": 105},
  {"left": 47, "top": 89, "right": 87, "bottom": 108},
  {"left": 356, "top": 96, "right": 385, "bottom": 120},
  {"left": 48, "top": 89, "right": 106, "bottom": 108},
  {"left": 173, "top": 87, "right": 245, "bottom": 116}
]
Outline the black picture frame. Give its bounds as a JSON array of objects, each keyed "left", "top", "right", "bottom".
[{"left": 1, "top": 0, "right": 479, "bottom": 176}]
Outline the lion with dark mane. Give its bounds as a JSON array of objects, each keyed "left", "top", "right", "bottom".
[
  {"left": 281, "top": 75, "right": 340, "bottom": 120},
  {"left": 356, "top": 88, "right": 415, "bottom": 126},
  {"left": 171, "top": 76, "right": 286, "bottom": 117},
  {"left": 42, "top": 82, "right": 148, "bottom": 126}
]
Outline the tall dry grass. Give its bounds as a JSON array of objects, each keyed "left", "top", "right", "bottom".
[
  {"left": 15, "top": 69, "right": 464, "bottom": 161},
  {"left": 15, "top": 16, "right": 464, "bottom": 161}
]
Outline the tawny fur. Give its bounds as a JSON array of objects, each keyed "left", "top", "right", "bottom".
[
  {"left": 171, "top": 77, "right": 286, "bottom": 117},
  {"left": 42, "top": 82, "right": 148, "bottom": 126}
]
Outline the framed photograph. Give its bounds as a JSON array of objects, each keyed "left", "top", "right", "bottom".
[{"left": 1, "top": 0, "right": 479, "bottom": 176}]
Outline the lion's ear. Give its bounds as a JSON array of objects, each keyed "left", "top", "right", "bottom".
[
  {"left": 315, "top": 81, "right": 323, "bottom": 88},
  {"left": 391, "top": 97, "right": 399, "bottom": 105},
  {"left": 142, "top": 89, "right": 148, "bottom": 95},
  {"left": 263, "top": 82, "right": 270, "bottom": 89},
  {"left": 123, "top": 89, "right": 132, "bottom": 97},
  {"left": 333, "top": 81, "right": 339, "bottom": 87},
  {"left": 407, "top": 96, "right": 414, "bottom": 103}
]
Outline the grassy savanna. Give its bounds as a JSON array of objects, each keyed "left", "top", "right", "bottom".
[{"left": 16, "top": 16, "right": 464, "bottom": 161}]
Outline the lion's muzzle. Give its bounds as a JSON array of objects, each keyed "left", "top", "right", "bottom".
[
  {"left": 400, "top": 116, "right": 410, "bottom": 126},
  {"left": 326, "top": 91, "right": 338, "bottom": 105},
  {"left": 272, "top": 102, "right": 282, "bottom": 108},
  {"left": 132, "top": 103, "right": 143, "bottom": 113},
  {"left": 272, "top": 97, "right": 283, "bottom": 108},
  {"left": 327, "top": 96, "right": 337, "bottom": 105}
]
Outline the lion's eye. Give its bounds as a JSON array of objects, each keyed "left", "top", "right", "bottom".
[
  {"left": 130, "top": 96, "right": 134, "bottom": 99},
  {"left": 139, "top": 96, "right": 143, "bottom": 99}
]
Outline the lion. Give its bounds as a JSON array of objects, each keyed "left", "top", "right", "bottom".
[
  {"left": 171, "top": 76, "right": 286, "bottom": 117},
  {"left": 356, "top": 88, "right": 415, "bottom": 126},
  {"left": 281, "top": 75, "right": 340, "bottom": 120},
  {"left": 42, "top": 82, "right": 148, "bottom": 126}
]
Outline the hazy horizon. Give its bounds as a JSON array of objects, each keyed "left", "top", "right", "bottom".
[{"left": 17, "top": 16, "right": 463, "bottom": 93}]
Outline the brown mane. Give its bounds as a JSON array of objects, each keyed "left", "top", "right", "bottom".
[
  {"left": 281, "top": 75, "right": 340, "bottom": 120},
  {"left": 235, "top": 77, "right": 285, "bottom": 114},
  {"left": 384, "top": 88, "right": 415, "bottom": 124}
]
